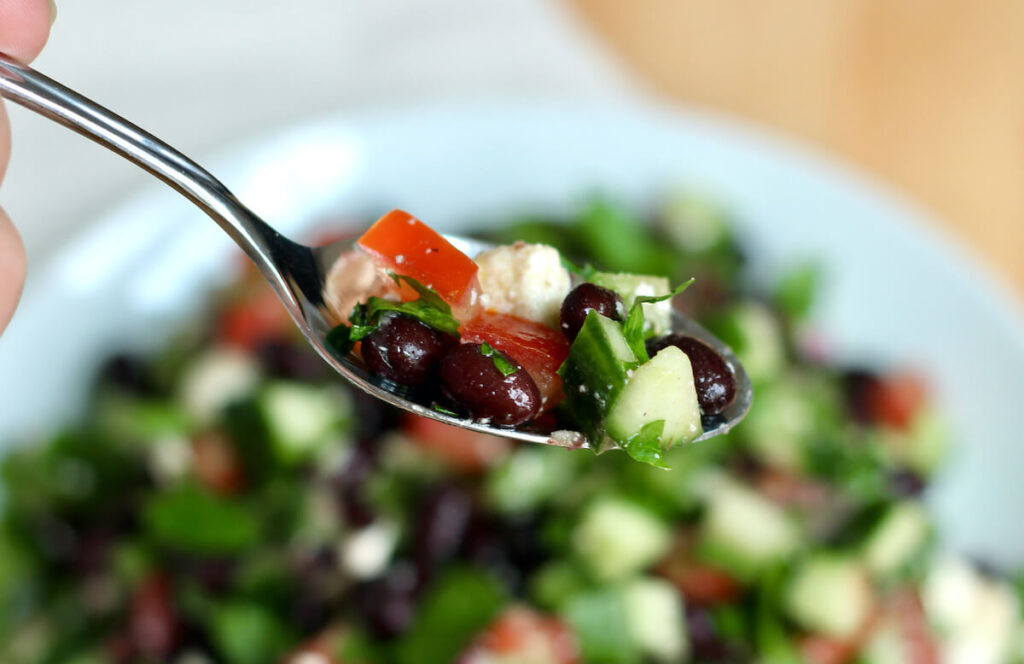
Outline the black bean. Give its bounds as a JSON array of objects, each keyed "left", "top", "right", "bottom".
[
  {"left": 257, "top": 339, "right": 329, "bottom": 381},
  {"left": 190, "top": 558, "right": 234, "bottom": 594},
  {"left": 559, "top": 283, "right": 624, "bottom": 341},
  {"left": 354, "top": 562, "right": 418, "bottom": 639},
  {"left": 413, "top": 484, "right": 473, "bottom": 580},
  {"left": 349, "top": 389, "right": 403, "bottom": 440},
  {"left": 647, "top": 334, "right": 736, "bottom": 415},
  {"left": 289, "top": 591, "right": 332, "bottom": 635},
  {"left": 438, "top": 344, "right": 541, "bottom": 426},
  {"left": 331, "top": 443, "right": 378, "bottom": 528},
  {"left": 362, "top": 314, "right": 456, "bottom": 387},
  {"left": 685, "top": 605, "right": 745, "bottom": 662},
  {"left": 460, "top": 513, "right": 547, "bottom": 593},
  {"left": 98, "top": 353, "right": 158, "bottom": 395},
  {"left": 888, "top": 468, "right": 926, "bottom": 498},
  {"left": 842, "top": 368, "right": 880, "bottom": 425}
]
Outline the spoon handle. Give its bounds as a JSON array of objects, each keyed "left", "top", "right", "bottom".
[{"left": 0, "top": 54, "right": 301, "bottom": 290}]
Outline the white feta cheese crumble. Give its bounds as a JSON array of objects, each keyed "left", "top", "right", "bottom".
[
  {"left": 180, "top": 348, "right": 259, "bottom": 423},
  {"left": 340, "top": 521, "right": 399, "bottom": 579},
  {"left": 148, "top": 434, "right": 193, "bottom": 485},
  {"left": 924, "top": 555, "right": 1021, "bottom": 664},
  {"left": 474, "top": 242, "right": 571, "bottom": 328},
  {"left": 630, "top": 280, "right": 672, "bottom": 335}
]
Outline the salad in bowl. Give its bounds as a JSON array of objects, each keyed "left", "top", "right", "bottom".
[{"left": 0, "top": 194, "right": 1020, "bottom": 664}]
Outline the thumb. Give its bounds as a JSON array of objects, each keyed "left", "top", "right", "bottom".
[
  {"left": 0, "top": 206, "right": 26, "bottom": 336},
  {"left": 0, "top": 0, "right": 54, "bottom": 63}
]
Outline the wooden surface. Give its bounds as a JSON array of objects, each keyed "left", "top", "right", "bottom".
[{"left": 569, "top": 0, "right": 1024, "bottom": 300}]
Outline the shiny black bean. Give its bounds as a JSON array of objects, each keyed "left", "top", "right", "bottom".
[
  {"left": 559, "top": 283, "right": 624, "bottom": 341},
  {"left": 413, "top": 484, "right": 473, "bottom": 579},
  {"left": 257, "top": 339, "right": 329, "bottom": 381},
  {"left": 354, "top": 562, "right": 418, "bottom": 639},
  {"left": 362, "top": 314, "right": 456, "bottom": 387},
  {"left": 438, "top": 344, "right": 541, "bottom": 426},
  {"left": 290, "top": 590, "right": 331, "bottom": 635},
  {"left": 888, "top": 468, "right": 926, "bottom": 498},
  {"left": 842, "top": 368, "right": 880, "bottom": 425},
  {"left": 685, "top": 605, "right": 744, "bottom": 662},
  {"left": 98, "top": 353, "right": 158, "bottom": 395},
  {"left": 350, "top": 389, "right": 403, "bottom": 440},
  {"left": 647, "top": 334, "right": 736, "bottom": 415}
]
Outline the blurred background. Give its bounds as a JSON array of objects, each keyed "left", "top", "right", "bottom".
[{"left": 5, "top": 0, "right": 1023, "bottom": 300}]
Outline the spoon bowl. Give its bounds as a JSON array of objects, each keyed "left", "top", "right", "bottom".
[{"left": 0, "top": 55, "right": 751, "bottom": 447}]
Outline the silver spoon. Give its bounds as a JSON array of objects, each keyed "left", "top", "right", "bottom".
[{"left": 0, "top": 55, "right": 751, "bottom": 449}]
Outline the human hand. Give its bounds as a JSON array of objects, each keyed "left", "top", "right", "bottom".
[{"left": 1, "top": 0, "right": 55, "bottom": 335}]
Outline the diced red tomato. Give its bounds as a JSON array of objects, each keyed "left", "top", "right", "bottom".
[
  {"left": 403, "top": 414, "right": 511, "bottom": 473},
  {"left": 661, "top": 561, "right": 740, "bottom": 606},
  {"left": 865, "top": 372, "right": 928, "bottom": 431},
  {"left": 756, "top": 469, "right": 833, "bottom": 511},
  {"left": 129, "top": 573, "right": 180, "bottom": 660},
  {"left": 799, "top": 599, "right": 885, "bottom": 664},
  {"left": 460, "top": 312, "right": 570, "bottom": 411},
  {"left": 192, "top": 430, "right": 244, "bottom": 496},
  {"left": 216, "top": 285, "right": 294, "bottom": 351},
  {"left": 798, "top": 635, "right": 857, "bottom": 664},
  {"left": 357, "top": 209, "right": 480, "bottom": 307},
  {"left": 283, "top": 625, "right": 352, "bottom": 664},
  {"left": 463, "top": 607, "right": 579, "bottom": 664},
  {"left": 656, "top": 533, "right": 740, "bottom": 606},
  {"left": 888, "top": 589, "right": 939, "bottom": 664}
]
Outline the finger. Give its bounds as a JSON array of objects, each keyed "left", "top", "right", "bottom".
[
  {"left": 0, "top": 0, "right": 53, "bottom": 63},
  {"left": 0, "top": 97, "right": 10, "bottom": 181},
  {"left": 0, "top": 205, "right": 27, "bottom": 336}
]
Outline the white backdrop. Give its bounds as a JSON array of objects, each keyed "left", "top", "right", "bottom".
[{"left": 3, "top": 0, "right": 634, "bottom": 269}]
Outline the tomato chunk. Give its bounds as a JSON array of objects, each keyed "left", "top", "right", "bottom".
[
  {"left": 798, "top": 635, "right": 857, "bottom": 664},
  {"left": 216, "top": 285, "right": 294, "bottom": 351},
  {"left": 656, "top": 533, "right": 740, "bottom": 606},
  {"left": 463, "top": 607, "right": 579, "bottom": 664},
  {"left": 867, "top": 372, "right": 928, "bottom": 431},
  {"left": 402, "top": 414, "right": 511, "bottom": 473},
  {"left": 357, "top": 209, "right": 479, "bottom": 306},
  {"left": 460, "top": 312, "right": 570, "bottom": 410}
]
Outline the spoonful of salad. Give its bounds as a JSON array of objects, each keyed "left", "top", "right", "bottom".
[{"left": 0, "top": 55, "right": 750, "bottom": 465}]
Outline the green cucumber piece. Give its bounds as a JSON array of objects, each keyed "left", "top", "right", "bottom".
[
  {"left": 606, "top": 346, "right": 703, "bottom": 460},
  {"left": 486, "top": 445, "right": 577, "bottom": 514},
  {"left": 859, "top": 616, "right": 909, "bottom": 664},
  {"left": 700, "top": 480, "right": 799, "bottom": 580},
  {"left": 563, "top": 588, "right": 640, "bottom": 664},
  {"left": 659, "top": 192, "right": 729, "bottom": 253},
  {"left": 179, "top": 348, "right": 260, "bottom": 423},
  {"left": 258, "top": 382, "right": 349, "bottom": 464},
  {"left": 742, "top": 380, "right": 814, "bottom": 472},
  {"left": 560, "top": 312, "right": 702, "bottom": 463},
  {"left": 873, "top": 409, "right": 949, "bottom": 476},
  {"left": 623, "top": 578, "right": 688, "bottom": 663},
  {"left": 574, "top": 497, "right": 672, "bottom": 583},
  {"left": 862, "top": 501, "right": 931, "bottom": 578},
  {"left": 589, "top": 271, "right": 672, "bottom": 335},
  {"left": 707, "top": 302, "right": 784, "bottom": 385},
  {"left": 529, "top": 560, "right": 589, "bottom": 611},
  {"left": 784, "top": 554, "right": 872, "bottom": 638},
  {"left": 559, "top": 311, "right": 637, "bottom": 446}
]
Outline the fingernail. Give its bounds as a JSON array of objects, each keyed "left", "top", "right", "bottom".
[{"left": 48, "top": 0, "right": 57, "bottom": 25}]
